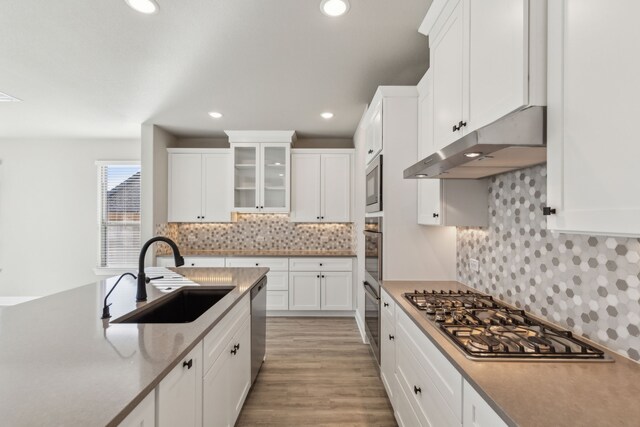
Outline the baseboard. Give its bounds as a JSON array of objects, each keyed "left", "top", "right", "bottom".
[
  {"left": 354, "top": 310, "right": 368, "bottom": 344},
  {"left": 267, "top": 310, "right": 355, "bottom": 317}
]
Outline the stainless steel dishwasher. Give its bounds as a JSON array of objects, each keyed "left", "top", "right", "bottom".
[{"left": 250, "top": 277, "right": 267, "bottom": 384}]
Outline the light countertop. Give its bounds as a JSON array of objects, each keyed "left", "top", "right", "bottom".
[
  {"left": 382, "top": 280, "right": 640, "bottom": 427},
  {"left": 156, "top": 249, "right": 356, "bottom": 257},
  {"left": 0, "top": 267, "right": 268, "bottom": 426}
]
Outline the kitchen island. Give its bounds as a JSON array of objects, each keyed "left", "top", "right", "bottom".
[
  {"left": 382, "top": 281, "right": 640, "bottom": 427},
  {"left": 0, "top": 267, "right": 268, "bottom": 426}
]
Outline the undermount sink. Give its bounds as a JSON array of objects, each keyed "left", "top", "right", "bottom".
[{"left": 113, "top": 288, "right": 233, "bottom": 324}]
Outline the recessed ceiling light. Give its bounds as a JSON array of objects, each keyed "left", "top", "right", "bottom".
[
  {"left": 320, "top": 0, "right": 350, "bottom": 17},
  {"left": 321, "top": 112, "right": 334, "bottom": 119},
  {"left": 464, "top": 152, "right": 482, "bottom": 158},
  {"left": 415, "top": 174, "right": 428, "bottom": 178},
  {"left": 124, "top": 0, "right": 159, "bottom": 14},
  {"left": 0, "top": 91, "right": 21, "bottom": 102},
  {"left": 208, "top": 111, "right": 223, "bottom": 119}
]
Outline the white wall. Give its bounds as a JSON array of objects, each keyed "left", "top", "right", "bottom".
[{"left": 0, "top": 138, "right": 140, "bottom": 297}]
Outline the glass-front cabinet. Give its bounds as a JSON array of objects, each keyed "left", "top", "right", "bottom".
[{"left": 231, "top": 141, "right": 291, "bottom": 213}]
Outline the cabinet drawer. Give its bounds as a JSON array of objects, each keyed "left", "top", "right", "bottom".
[
  {"left": 289, "top": 257, "right": 352, "bottom": 272},
  {"left": 381, "top": 289, "right": 395, "bottom": 320},
  {"left": 396, "top": 322, "right": 460, "bottom": 427},
  {"left": 266, "top": 271, "right": 288, "bottom": 291},
  {"left": 226, "top": 257, "right": 288, "bottom": 271},
  {"left": 397, "top": 309, "right": 462, "bottom": 420},
  {"left": 266, "top": 290, "right": 289, "bottom": 311},
  {"left": 183, "top": 257, "right": 225, "bottom": 268},
  {"left": 203, "top": 295, "right": 250, "bottom": 375},
  {"left": 393, "top": 371, "right": 421, "bottom": 427}
]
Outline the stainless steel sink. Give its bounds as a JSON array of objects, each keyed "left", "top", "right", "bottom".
[{"left": 113, "top": 287, "right": 233, "bottom": 323}]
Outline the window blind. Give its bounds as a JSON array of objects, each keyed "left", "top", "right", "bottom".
[{"left": 98, "top": 164, "right": 141, "bottom": 268}]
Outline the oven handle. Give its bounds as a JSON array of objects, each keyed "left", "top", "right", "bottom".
[{"left": 363, "top": 281, "right": 380, "bottom": 301}]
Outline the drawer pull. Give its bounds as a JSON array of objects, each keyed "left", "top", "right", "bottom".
[
  {"left": 389, "top": 334, "right": 394, "bottom": 341},
  {"left": 183, "top": 359, "right": 193, "bottom": 369},
  {"left": 383, "top": 302, "right": 389, "bottom": 307},
  {"left": 413, "top": 385, "right": 422, "bottom": 395},
  {"left": 231, "top": 348, "right": 237, "bottom": 355}
]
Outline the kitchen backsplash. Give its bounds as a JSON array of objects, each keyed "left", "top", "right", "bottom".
[
  {"left": 156, "top": 214, "right": 355, "bottom": 253},
  {"left": 457, "top": 165, "right": 640, "bottom": 362}
]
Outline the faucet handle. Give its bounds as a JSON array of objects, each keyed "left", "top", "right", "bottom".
[{"left": 145, "top": 275, "right": 164, "bottom": 284}]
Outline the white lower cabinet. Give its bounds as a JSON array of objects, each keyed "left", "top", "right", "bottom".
[
  {"left": 266, "top": 290, "right": 289, "bottom": 310},
  {"left": 384, "top": 298, "right": 508, "bottom": 427},
  {"left": 226, "top": 258, "right": 289, "bottom": 310},
  {"left": 203, "top": 316, "right": 252, "bottom": 427},
  {"left": 156, "top": 342, "right": 203, "bottom": 427},
  {"left": 289, "top": 272, "right": 321, "bottom": 310},
  {"left": 463, "top": 380, "right": 507, "bottom": 427},
  {"left": 118, "top": 391, "right": 155, "bottom": 427},
  {"left": 289, "top": 270, "right": 353, "bottom": 311}
]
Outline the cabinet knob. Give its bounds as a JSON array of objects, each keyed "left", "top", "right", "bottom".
[
  {"left": 256, "top": 206, "right": 259, "bottom": 209},
  {"left": 383, "top": 302, "right": 389, "bottom": 307},
  {"left": 255, "top": 263, "right": 259, "bottom": 266},
  {"left": 542, "top": 206, "right": 557, "bottom": 216},
  {"left": 317, "top": 275, "right": 320, "bottom": 278},
  {"left": 452, "top": 124, "right": 459, "bottom": 132},
  {"left": 321, "top": 275, "right": 325, "bottom": 278},
  {"left": 459, "top": 120, "right": 467, "bottom": 128},
  {"left": 191, "top": 263, "right": 195, "bottom": 267},
  {"left": 231, "top": 348, "right": 237, "bottom": 355},
  {"left": 368, "top": 149, "right": 373, "bottom": 154},
  {"left": 260, "top": 206, "right": 264, "bottom": 209},
  {"left": 234, "top": 343, "right": 240, "bottom": 351},
  {"left": 183, "top": 359, "right": 193, "bottom": 369},
  {"left": 414, "top": 385, "right": 422, "bottom": 395},
  {"left": 319, "top": 263, "right": 323, "bottom": 266},
  {"left": 433, "top": 213, "right": 439, "bottom": 218},
  {"left": 317, "top": 216, "right": 320, "bottom": 220},
  {"left": 321, "top": 216, "right": 324, "bottom": 220},
  {"left": 389, "top": 334, "right": 395, "bottom": 341}
]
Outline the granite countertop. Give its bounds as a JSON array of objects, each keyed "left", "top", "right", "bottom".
[
  {"left": 157, "top": 249, "right": 357, "bottom": 257},
  {"left": 382, "top": 281, "right": 640, "bottom": 427},
  {"left": 0, "top": 267, "right": 268, "bottom": 427}
]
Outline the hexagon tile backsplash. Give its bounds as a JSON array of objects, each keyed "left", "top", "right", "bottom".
[{"left": 457, "top": 165, "right": 640, "bottom": 362}]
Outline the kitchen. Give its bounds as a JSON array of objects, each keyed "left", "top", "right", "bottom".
[{"left": 0, "top": 0, "right": 639, "bottom": 426}]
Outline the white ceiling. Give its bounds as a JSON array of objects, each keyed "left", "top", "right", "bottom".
[{"left": 0, "top": 0, "right": 431, "bottom": 139}]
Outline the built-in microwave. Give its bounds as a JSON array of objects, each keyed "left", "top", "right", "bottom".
[{"left": 365, "top": 155, "right": 382, "bottom": 213}]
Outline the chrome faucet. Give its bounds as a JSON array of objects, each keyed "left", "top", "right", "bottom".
[{"left": 137, "top": 236, "right": 184, "bottom": 301}]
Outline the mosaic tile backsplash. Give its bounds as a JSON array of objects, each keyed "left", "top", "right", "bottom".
[
  {"left": 457, "top": 165, "right": 640, "bottom": 362},
  {"left": 156, "top": 214, "right": 355, "bottom": 253}
]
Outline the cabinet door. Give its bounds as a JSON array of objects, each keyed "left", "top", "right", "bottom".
[
  {"left": 463, "top": 380, "right": 507, "bottom": 427},
  {"left": 431, "top": 0, "right": 465, "bottom": 152},
  {"left": 321, "top": 154, "right": 351, "bottom": 222},
  {"left": 365, "top": 101, "right": 383, "bottom": 164},
  {"left": 266, "top": 290, "right": 289, "bottom": 310},
  {"left": 290, "top": 153, "right": 321, "bottom": 222},
  {"left": 380, "top": 312, "right": 396, "bottom": 406},
  {"left": 417, "top": 69, "right": 443, "bottom": 226},
  {"left": 466, "top": 0, "right": 528, "bottom": 132},
  {"left": 203, "top": 350, "right": 231, "bottom": 427},
  {"left": 233, "top": 145, "right": 259, "bottom": 211},
  {"left": 320, "top": 271, "right": 352, "bottom": 310},
  {"left": 156, "top": 343, "right": 203, "bottom": 427},
  {"left": 289, "top": 272, "right": 321, "bottom": 310},
  {"left": 118, "top": 391, "right": 154, "bottom": 427},
  {"left": 547, "top": 0, "right": 640, "bottom": 237},
  {"left": 229, "top": 317, "right": 252, "bottom": 424},
  {"left": 261, "top": 144, "right": 290, "bottom": 212},
  {"left": 168, "top": 153, "right": 202, "bottom": 222},
  {"left": 203, "top": 152, "right": 231, "bottom": 222}
]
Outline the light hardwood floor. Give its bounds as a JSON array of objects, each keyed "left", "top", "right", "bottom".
[{"left": 236, "top": 317, "right": 397, "bottom": 427}]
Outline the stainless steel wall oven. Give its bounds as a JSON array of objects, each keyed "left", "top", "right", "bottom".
[{"left": 363, "top": 216, "right": 382, "bottom": 365}]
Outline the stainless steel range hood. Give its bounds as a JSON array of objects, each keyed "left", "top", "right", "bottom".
[{"left": 404, "top": 106, "right": 546, "bottom": 179}]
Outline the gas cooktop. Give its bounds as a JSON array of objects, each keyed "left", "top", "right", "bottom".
[{"left": 404, "top": 290, "right": 610, "bottom": 361}]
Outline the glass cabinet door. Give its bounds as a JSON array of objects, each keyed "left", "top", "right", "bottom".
[
  {"left": 233, "top": 145, "right": 258, "bottom": 209},
  {"left": 261, "top": 145, "right": 288, "bottom": 210}
]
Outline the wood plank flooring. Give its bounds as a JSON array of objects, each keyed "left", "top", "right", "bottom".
[{"left": 236, "top": 317, "right": 397, "bottom": 427}]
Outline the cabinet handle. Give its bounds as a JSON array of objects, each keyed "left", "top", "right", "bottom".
[
  {"left": 383, "top": 302, "right": 389, "bottom": 307},
  {"left": 183, "top": 359, "right": 193, "bottom": 369},
  {"left": 460, "top": 120, "right": 467, "bottom": 128},
  {"left": 414, "top": 385, "right": 422, "bottom": 395},
  {"left": 368, "top": 149, "right": 374, "bottom": 154},
  {"left": 433, "top": 213, "right": 439, "bottom": 218},
  {"left": 234, "top": 343, "right": 240, "bottom": 351},
  {"left": 231, "top": 348, "right": 237, "bottom": 355},
  {"left": 389, "top": 334, "right": 394, "bottom": 341},
  {"left": 542, "top": 206, "right": 557, "bottom": 216},
  {"left": 452, "top": 123, "right": 459, "bottom": 132}
]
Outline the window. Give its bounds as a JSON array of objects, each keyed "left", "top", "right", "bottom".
[{"left": 97, "top": 162, "right": 141, "bottom": 268}]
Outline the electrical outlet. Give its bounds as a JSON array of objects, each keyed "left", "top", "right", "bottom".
[{"left": 470, "top": 258, "right": 480, "bottom": 272}]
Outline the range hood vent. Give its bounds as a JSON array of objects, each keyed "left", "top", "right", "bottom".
[{"left": 404, "top": 106, "right": 546, "bottom": 179}]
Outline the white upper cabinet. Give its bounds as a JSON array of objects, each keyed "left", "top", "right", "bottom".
[
  {"left": 168, "top": 149, "right": 231, "bottom": 222},
  {"left": 430, "top": 0, "right": 465, "bottom": 151},
  {"left": 291, "top": 150, "right": 352, "bottom": 223},
  {"left": 417, "top": 70, "right": 488, "bottom": 227},
  {"left": 365, "top": 100, "right": 383, "bottom": 164},
  {"left": 421, "top": 0, "right": 546, "bottom": 152},
  {"left": 227, "top": 131, "right": 294, "bottom": 214},
  {"left": 546, "top": 0, "right": 640, "bottom": 237}
]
